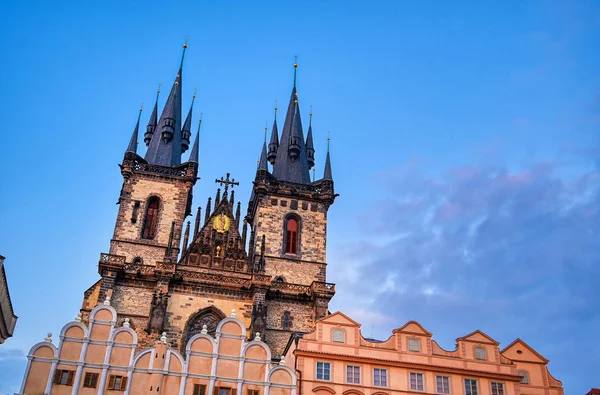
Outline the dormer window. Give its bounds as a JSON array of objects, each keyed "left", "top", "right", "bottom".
[
  {"left": 474, "top": 346, "right": 487, "bottom": 360},
  {"left": 141, "top": 197, "right": 160, "bottom": 240},
  {"left": 408, "top": 338, "right": 421, "bottom": 352}
]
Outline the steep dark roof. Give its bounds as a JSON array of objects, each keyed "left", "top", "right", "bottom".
[
  {"left": 258, "top": 141, "right": 268, "bottom": 171},
  {"left": 126, "top": 108, "right": 142, "bottom": 154},
  {"left": 323, "top": 151, "right": 333, "bottom": 181}
]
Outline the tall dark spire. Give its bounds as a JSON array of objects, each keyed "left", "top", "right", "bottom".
[
  {"left": 267, "top": 102, "right": 279, "bottom": 165},
  {"left": 323, "top": 135, "right": 333, "bottom": 181},
  {"left": 188, "top": 116, "right": 201, "bottom": 163},
  {"left": 144, "top": 39, "right": 187, "bottom": 167},
  {"left": 181, "top": 90, "right": 196, "bottom": 153},
  {"left": 271, "top": 61, "right": 311, "bottom": 184},
  {"left": 144, "top": 85, "right": 160, "bottom": 146},
  {"left": 306, "top": 105, "right": 315, "bottom": 170},
  {"left": 126, "top": 105, "right": 143, "bottom": 154}
]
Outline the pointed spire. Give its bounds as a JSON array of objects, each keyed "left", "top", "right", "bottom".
[
  {"left": 126, "top": 104, "right": 143, "bottom": 154},
  {"left": 144, "top": 39, "right": 187, "bottom": 166},
  {"left": 267, "top": 101, "right": 279, "bottom": 165},
  {"left": 194, "top": 206, "right": 202, "bottom": 237},
  {"left": 306, "top": 105, "right": 315, "bottom": 169},
  {"left": 271, "top": 61, "right": 311, "bottom": 184},
  {"left": 235, "top": 201, "right": 241, "bottom": 226},
  {"left": 188, "top": 116, "right": 201, "bottom": 163},
  {"left": 181, "top": 89, "right": 196, "bottom": 153},
  {"left": 144, "top": 85, "right": 160, "bottom": 146},
  {"left": 230, "top": 189, "right": 235, "bottom": 206},
  {"left": 182, "top": 221, "right": 191, "bottom": 255},
  {"left": 241, "top": 219, "right": 248, "bottom": 248},
  {"left": 258, "top": 123, "right": 269, "bottom": 172},
  {"left": 323, "top": 133, "right": 333, "bottom": 181},
  {"left": 205, "top": 197, "right": 212, "bottom": 225},
  {"left": 215, "top": 188, "right": 221, "bottom": 205},
  {"left": 293, "top": 56, "right": 298, "bottom": 87}
]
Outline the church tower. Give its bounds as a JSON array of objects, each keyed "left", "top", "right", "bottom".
[
  {"left": 80, "top": 47, "right": 336, "bottom": 357},
  {"left": 246, "top": 62, "right": 338, "bottom": 354}
]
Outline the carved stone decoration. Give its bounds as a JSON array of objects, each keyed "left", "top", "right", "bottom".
[
  {"left": 146, "top": 291, "right": 168, "bottom": 334},
  {"left": 181, "top": 306, "right": 226, "bottom": 353},
  {"left": 251, "top": 302, "right": 268, "bottom": 340}
]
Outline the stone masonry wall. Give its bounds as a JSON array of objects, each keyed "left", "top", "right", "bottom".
[
  {"left": 110, "top": 173, "right": 193, "bottom": 266},
  {"left": 253, "top": 196, "right": 328, "bottom": 264},
  {"left": 111, "top": 284, "right": 154, "bottom": 317},
  {"left": 264, "top": 299, "right": 316, "bottom": 358}
]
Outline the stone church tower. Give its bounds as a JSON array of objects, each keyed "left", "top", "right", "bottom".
[{"left": 80, "top": 44, "right": 337, "bottom": 358}]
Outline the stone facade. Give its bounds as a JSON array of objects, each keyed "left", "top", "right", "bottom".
[
  {"left": 284, "top": 312, "right": 564, "bottom": 395},
  {"left": 18, "top": 302, "right": 297, "bottom": 395}
]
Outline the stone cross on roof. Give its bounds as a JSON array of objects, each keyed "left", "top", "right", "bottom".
[{"left": 215, "top": 173, "right": 240, "bottom": 196}]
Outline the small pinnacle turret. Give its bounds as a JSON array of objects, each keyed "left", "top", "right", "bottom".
[
  {"left": 144, "top": 86, "right": 160, "bottom": 146},
  {"left": 181, "top": 90, "right": 196, "bottom": 153},
  {"left": 188, "top": 118, "right": 201, "bottom": 163},
  {"left": 126, "top": 106, "right": 143, "bottom": 154},
  {"left": 306, "top": 106, "right": 315, "bottom": 170},
  {"left": 267, "top": 104, "right": 279, "bottom": 165},
  {"left": 323, "top": 137, "right": 333, "bottom": 181},
  {"left": 144, "top": 40, "right": 188, "bottom": 167}
]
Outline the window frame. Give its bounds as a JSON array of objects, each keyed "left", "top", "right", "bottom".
[
  {"left": 474, "top": 346, "right": 487, "bottom": 361},
  {"left": 408, "top": 337, "right": 421, "bottom": 352},
  {"left": 247, "top": 390, "right": 259, "bottom": 395},
  {"left": 346, "top": 365, "right": 360, "bottom": 384},
  {"left": 436, "top": 375, "right": 451, "bottom": 394},
  {"left": 464, "top": 378, "right": 478, "bottom": 395},
  {"left": 283, "top": 214, "right": 301, "bottom": 256},
  {"left": 491, "top": 382, "right": 505, "bottom": 395},
  {"left": 107, "top": 374, "right": 127, "bottom": 391},
  {"left": 373, "top": 368, "right": 388, "bottom": 387},
  {"left": 83, "top": 372, "right": 99, "bottom": 388},
  {"left": 193, "top": 384, "right": 207, "bottom": 395},
  {"left": 53, "top": 369, "right": 75, "bottom": 386},
  {"left": 316, "top": 361, "right": 331, "bottom": 381},
  {"left": 283, "top": 311, "right": 291, "bottom": 330},
  {"left": 141, "top": 196, "right": 161, "bottom": 240},
  {"left": 409, "top": 371, "right": 425, "bottom": 392}
]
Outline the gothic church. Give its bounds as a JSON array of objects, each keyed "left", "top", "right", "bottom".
[{"left": 80, "top": 42, "right": 337, "bottom": 358}]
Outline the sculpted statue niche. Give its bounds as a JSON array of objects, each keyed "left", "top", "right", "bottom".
[{"left": 181, "top": 306, "right": 226, "bottom": 352}]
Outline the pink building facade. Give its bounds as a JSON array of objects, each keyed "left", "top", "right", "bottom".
[
  {"left": 284, "top": 312, "right": 562, "bottom": 395},
  {"left": 18, "top": 297, "right": 297, "bottom": 395}
]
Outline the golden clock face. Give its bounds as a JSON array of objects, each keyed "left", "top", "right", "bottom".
[{"left": 213, "top": 213, "right": 231, "bottom": 233}]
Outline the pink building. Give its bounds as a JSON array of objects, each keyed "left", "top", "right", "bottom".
[
  {"left": 284, "top": 312, "right": 562, "bottom": 395},
  {"left": 18, "top": 297, "right": 297, "bottom": 395}
]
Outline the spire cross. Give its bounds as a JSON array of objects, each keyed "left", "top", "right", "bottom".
[
  {"left": 327, "top": 131, "right": 331, "bottom": 152},
  {"left": 264, "top": 121, "right": 268, "bottom": 142},
  {"left": 215, "top": 173, "right": 240, "bottom": 197}
]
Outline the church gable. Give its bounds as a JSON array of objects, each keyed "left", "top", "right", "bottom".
[
  {"left": 501, "top": 338, "right": 549, "bottom": 363},
  {"left": 457, "top": 330, "right": 499, "bottom": 345},
  {"left": 393, "top": 321, "right": 432, "bottom": 336},
  {"left": 318, "top": 312, "right": 361, "bottom": 327}
]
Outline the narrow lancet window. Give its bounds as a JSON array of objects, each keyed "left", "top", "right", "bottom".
[
  {"left": 142, "top": 197, "right": 160, "bottom": 239},
  {"left": 285, "top": 217, "right": 298, "bottom": 254}
]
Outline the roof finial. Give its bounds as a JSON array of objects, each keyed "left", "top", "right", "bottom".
[
  {"left": 156, "top": 83, "right": 162, "bottom": 98},
  {"left": 293, "top": 55, "right": 298, "bottom": 88},
  {"left": 264, "top": 121, "right": 268, "bottom": 142},
  {"left": 198, "top": 113, "right": 203, "bottom": 133},
  {"left": 192, "top": 88, "right": 197, "bottom": 102},
  {"left": 309, "top": 105, "right": 313, "bottom": 126},
  {"left": 313, "top": 168, "right": 316, "bottom": 182},
  {"left": 327, "top": 130, "right": 331, "bottom": 152},
  {"left": 274, "top": 100, "right": 278, "bottom": 120},
  {"left": 180, "top": 36, "right": 189, "bottom": 70}
]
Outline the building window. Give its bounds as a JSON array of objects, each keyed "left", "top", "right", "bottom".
[
  {"left": 346, "top": 365, "right": 360, "bottom": 384},
  {"left": 83, "top": 372, "right": 99, "bottom": 388},
  {"left": 491, "top": 382, "right": 505, "bottom": 395},
  {"left": 316, "top": 362, "right": 331, "bottom": 381},
  {"left": 53, "top": 369, "right": 74, "bottom": 386},
  {"left": 107, "top": 375, "right": 128, "bottom": 391},
  {"left": 141, "top": 196, "right": 160, "bottom": 239},
  {"left": 464, "top": 379, "right": 478, "bottom": 395},
  {"left": 436, "top": 376, "right": 450, "bottom": 394},
  {"left": 408, "top": 337, "right": 421, "bottom": 352},
  {"left": 332, "top": 328, "right": 345, "bottom": 343},
  {"left": 517, "top": 370, "right": 529, "bottom": 384},
  {"left": 410, "top": 372, "right": 425, "bottom": 391},
  {"left": 284, "top": 217, "right": 299, "bottom": 254},
  {"left": 373, "top": 368, "right": 388, "bottom": 387},
  {"left": 193, "top": 384, "right": 206, "bottom": 395},
  {"left": 275, "top": 276, "right": 284, "bottom": 283},
  {"left": 283, "top": 311, "right": 291, "bottom": 330},
  {"left": 217, "top": 388, "right": 234, "bottom": 395},
  {"left": 247, "top": 390, "right": 259, "bottom": 395},
  {"left": 474, "top": 346, "right": 486, "bottom": 360}
]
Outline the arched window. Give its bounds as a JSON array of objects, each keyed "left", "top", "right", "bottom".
[
  {"left": 284, "top": 217, "right": 299, "bottom": 254},
  {"left": 275, "top": 276, "right": 284, "bottom": 283},
  {"left": 283, "top": 311, "right": 291, "bottom": 330},
  {"left": 133, "top": 257, "right": 143, "bottom": 265},
  {"left": 141, "top": 197, "right": 160, "bottom": 240}
]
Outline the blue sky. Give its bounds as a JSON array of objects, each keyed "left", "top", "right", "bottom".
[{"left": 1, "top": 0, "right": 599, "bottom": 393}]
